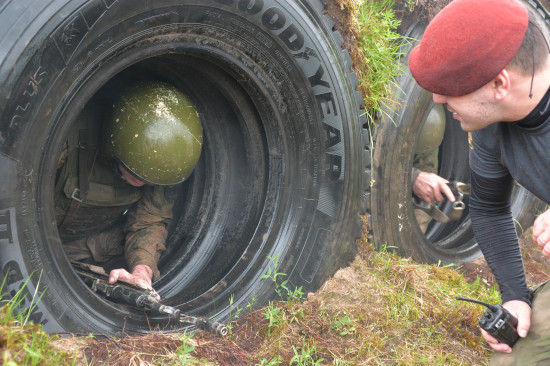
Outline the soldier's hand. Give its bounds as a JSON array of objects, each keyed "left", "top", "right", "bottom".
[
  {"left": 412, "top": 171, "right": 455, "bottom": 203},
  {"left": 533, "top": 208, "right": 550, "bottom": 258},
  {"left": 481, "top": 300, "right": 530, "bottom": 353},
  {"left": 108, "top": 265, "right": 160, "bottom": 300}
]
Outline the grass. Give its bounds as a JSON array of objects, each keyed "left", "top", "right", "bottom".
[
  {"left": 0, "top": 229, "right": 499, "bottom": 365},
  {"left": 330, "top": 0, "right": 412, "bottom": 189},
  {"left": 0, "top": 275, "right": 76, "bottom": 365},
  {"left": 332, "top": 0, "right": 410, "bottom": 120},
  {"left": 0, "top": 274, "right": 213, "bottom": 365},
  {"left": 226, "top": 232, "right": 497, "bottom": 365}
]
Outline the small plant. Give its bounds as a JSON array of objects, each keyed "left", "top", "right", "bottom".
[
  {"left": 228, "top": 294, "right": 244, "bottom": 320},
  {"left": 289, "top": 338, "right": 324, "bottom": 366},
  {"left": 263, "top": 301, "right": 284, "bottom": 335},
  {"left": 225, "top": 293, "right": 258, "bottom": 335},
  {"left": 288, "top": 306, "right": 305, "bottom": 325},
  {"left": 286, "top": 286, "right": 305, "bottom": 305},
  {"left": 332, "top": 357, "right": 352, "bottom": 366},
  {"left": 168, "top": 331, "right": 200, "bottom": 365},
  {"left": 261, "top": 254, "right": 288, "bottom": 300},
  {"left": 256, "top": 355, "right": 282, "bottom": 366},
  {"left": 0, "top": 272, "right": 75, "bottom": 365},
  {"left": 1, "top": 272, "right": 46, "bottom": 325},
  {"left": 261, "top": 254, "right": 305, "bottom": 303},
  {"left": 331, "top": 314, "right": 356, "bottom": 336}
]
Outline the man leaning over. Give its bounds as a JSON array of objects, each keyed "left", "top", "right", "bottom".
[{"left": 408, "top": 0, "right": 550, "bottom": 363}]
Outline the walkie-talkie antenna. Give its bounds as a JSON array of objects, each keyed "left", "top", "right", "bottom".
[{"left": 456, "top": 296, "right": 498, "bottom": 312}]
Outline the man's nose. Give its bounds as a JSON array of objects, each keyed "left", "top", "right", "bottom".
[{"left": 432, "top": 94, "right": 447, "bottom": 104}]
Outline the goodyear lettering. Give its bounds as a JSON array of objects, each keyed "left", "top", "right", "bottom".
[
  {"left": 308, "top": 65, "right": 330, "bottom": 88},
  {"left": 262, "top": 7, "right": 285, "bottom": 30},
  {"left": 325, "top": 154, "right": 342, "bottom": 180},
  {"left": 323, "top": 124, "right": 341, "bottom": 148},
  {"left": 316, "top": 92, "right": 338, "bottom": 117},
  {"left": 216, "top": 1, "right": 304, "bottom": 52},
  {"left": 278, "top": 23, "right": 303, "bottom": 51},
  {"left": 238, "top": 0, "right": 264, "bottom": 15},
  {"left": 213, "top": 0, "right": 344, "bottom": 182}
]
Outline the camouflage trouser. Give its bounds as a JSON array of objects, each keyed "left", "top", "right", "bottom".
[
  {"left": 63, "top": 224, "right": 125, "bottom": 264},
  {"left": 490, "top": 281, "right": 550, "bottom": 366}
]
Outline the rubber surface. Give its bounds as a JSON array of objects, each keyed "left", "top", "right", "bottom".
[{"left": 0, "top": 0, "right": 366, "bottom": 334}]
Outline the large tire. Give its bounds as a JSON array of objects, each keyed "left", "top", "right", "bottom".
[
  {"left": 370, "top": 1, "right": 549, "bottom": 265},
  {"left": 0, "top": 0, "right": 366, "bottom": 334}
]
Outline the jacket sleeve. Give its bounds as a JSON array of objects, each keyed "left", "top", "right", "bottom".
[
  {"left": 469, "top": 170, "right": 533, "bottom": 306},
  {"left": 124, "top": 185, "right": 176, "bottom": 280}
]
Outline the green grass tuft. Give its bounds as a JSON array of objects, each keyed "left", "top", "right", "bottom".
[
  {"left": 354, "top": 0, "right": 410, "bottom": 120},
  {"left": 0, "top": 274, "right": 76, "bottom": 365}
]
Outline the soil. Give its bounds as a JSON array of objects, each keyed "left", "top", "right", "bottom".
[{"left": 457, "top": 227, "right": 550, "bottom": 288}]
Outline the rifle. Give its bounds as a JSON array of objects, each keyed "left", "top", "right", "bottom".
[{"left": 72, "top": 261, "right": 227, "bottom": 336}]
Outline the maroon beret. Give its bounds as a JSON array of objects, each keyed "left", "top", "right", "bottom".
[{"left": 409, "top": 0, "right": 528, "bottom": 96}]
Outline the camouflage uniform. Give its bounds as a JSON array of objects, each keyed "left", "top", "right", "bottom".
[
  {"left": 412, "top": 147, "right": 439, "bottom": 233},
  {"left": 490, "top": 281, "right": 550, "bottom": 366},
  {"left": 55, "top": 105, "right": 176, "bottom": 280}
]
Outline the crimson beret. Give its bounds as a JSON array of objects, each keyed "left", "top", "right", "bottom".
[{"left": 409, "top": 0, "right": 529, "bottom": 96}]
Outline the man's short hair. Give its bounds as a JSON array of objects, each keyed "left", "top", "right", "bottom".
[{"left": 507, "top": 13, "right": 550, "bottom": 76}]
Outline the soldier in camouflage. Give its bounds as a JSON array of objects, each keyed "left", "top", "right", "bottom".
[
  {"left": 55, "top": 81, "right": 203, "bottom": 292},
  {"left": 412, "top": 103, "right": 455, "bottom": 232}
]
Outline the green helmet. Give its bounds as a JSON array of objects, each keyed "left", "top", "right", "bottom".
[
  {"left": 415, "top": 103, "right": 446, "bottom": 155},
  {"left": 105, "top": 81, "right": 203, "bottom": 185}
]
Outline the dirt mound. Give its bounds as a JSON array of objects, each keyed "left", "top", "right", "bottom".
[{"left": 458, "top": 228, "right": 550, "bottom": 288}]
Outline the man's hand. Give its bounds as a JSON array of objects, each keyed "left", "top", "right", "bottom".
[
  {"left": 481, "top": 300, "right": 531, "bottom": 353},
  {"left": 108, "top": 264, "right": 159, "bottom": 299},
  {"left": 533, "top": 208, "right": 550, "bottom": 258},
  {"left": 412, "top": 171, "right": 455, "bottom": 203}
]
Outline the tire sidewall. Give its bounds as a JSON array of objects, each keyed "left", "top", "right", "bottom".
[{"left": 0, "top": 0, "right": 363, "bottom": 333}]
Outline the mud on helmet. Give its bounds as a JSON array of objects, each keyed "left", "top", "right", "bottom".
[{"left": 105, "top": 81, "right": 203, "bottom": 185}]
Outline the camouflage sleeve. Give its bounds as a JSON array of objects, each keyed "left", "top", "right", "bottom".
[
  {"left": 411, "top": 167, "right": 421, "bottom": 189},
  {"left": 413, "top": 148, "right": 439, "bottom": 175},
  {"left": 124, "top": 185, "right": 177, "bottom": 280}
]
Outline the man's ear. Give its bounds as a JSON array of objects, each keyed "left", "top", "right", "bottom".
[{"left": 491, "top": 69, "right": 511, "bottom": 100}]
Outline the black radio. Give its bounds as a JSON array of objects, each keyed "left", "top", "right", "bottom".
[{"left": 457, "top": 297, "right": 519, "bottom": 347}]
